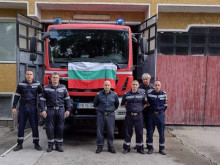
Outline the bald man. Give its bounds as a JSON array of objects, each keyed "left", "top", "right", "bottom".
[
  {"left": 146, "top": 80, "right": 168, "bottom": 155},
  {"left": 94, "top": 81, "right": 119, "bottom": 154}
]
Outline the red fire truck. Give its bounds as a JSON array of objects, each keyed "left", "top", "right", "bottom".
[{"left": 29, "top": 18, "right": 156, "bottom": 137}]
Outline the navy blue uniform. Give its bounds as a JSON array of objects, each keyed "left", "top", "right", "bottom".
[
  {"left": 139, "top": 83, "right": 154, "bottom": 93},
  {"left": 94, "top": 90, "right": 119, "bottom": 150},
  {"left": 121, "top": 90, "right": 147, "bottom": 151},
  {"left": 13, "top": 80, "right": 42, "bottom": 144},
  {"left": 139, "top": 83, "right": 154, "bottom": 145},
  {"left": 39, "top": 84, "right": 71, "bottom": 147},
  {"left": 146, "top": 89, "right": 167, "bottom": 150}
]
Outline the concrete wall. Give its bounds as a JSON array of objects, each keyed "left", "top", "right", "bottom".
[
  {"left": 158, "top": 12, "right": 220, "bottom": 30},
  {"left": 41, "top": 10, "right": 145, "bottom": 22},
  {"left": 11, "top": 0, "right": 220, "bottom": 16},
  {"left": 0, "top": 64, "right": 17, "bottom": 92},
  {"left": 0, "top": 9, "right": 26, "bottom": 17}
]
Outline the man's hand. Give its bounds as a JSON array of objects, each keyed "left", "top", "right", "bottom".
[
  {"left": 143, "top": 104, "right": 147, "bottom": 109},
  {"left": 41, "top": 111, "right": 47, "bottom": 118},
  {"left": 65, "top": 111, "right": 70, "bottom": 118},
  {"left": 12, "top": 108, "right": 17, "bottom": 115}
]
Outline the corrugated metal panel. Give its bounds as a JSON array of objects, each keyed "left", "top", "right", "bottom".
[
  {"left": 204, "top": 56, "right": 220, "bottom": 125},
  {"left": 156, "top": 55, "right": 207, "bottom": 125}
]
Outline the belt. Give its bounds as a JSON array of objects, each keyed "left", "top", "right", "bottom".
[
  {"left": 48, "top": 106, "right": 64, "bottom": 110},
  {"left": 22, "top": 103, "right": 35, "bottom": 107},
  {"left": 127, "top": 112, "right": 140, "bottom": 116},
  {"left": 103, "top": 112, "right": 113, "bottom": 116},
  {"left": 153, "top": 111, "right": 163, "bottom": 114}
]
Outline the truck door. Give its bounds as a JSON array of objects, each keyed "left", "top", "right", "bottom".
[
  {"left": 137, "top": 15, "right": 157, "bottom": 81},
  {"left": 16, "top": 14, "right": 44, "bottom": 83}
]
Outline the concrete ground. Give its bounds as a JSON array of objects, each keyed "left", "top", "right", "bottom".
[{"left": 0, "top": 126, "right": 219, "bottom": 165}]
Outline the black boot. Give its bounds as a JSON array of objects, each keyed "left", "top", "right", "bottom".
[
  {"left": 35, "top": 143, "right": 42, "bottom": 151},
  {"left": 47, "top": 145, "right": 53, "bottom": 152},
  {"left": 137, "top": 146, "right": 145, "bottom": 154},
  {"left": 159, "top": 149, "right": 167, "bottom": 155},
  {"left": 55, "top": 146, "right": 64, "bottom": 152},
  {"left": 14, "top": 143, "right": 23, "bottom": 151},
  {"left": 147, "top": 148, "right": 154, "bottom": 154}
]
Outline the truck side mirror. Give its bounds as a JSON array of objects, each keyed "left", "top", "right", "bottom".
[
  {"left": 30, "top": 53, "right": 37, "bottom": 61},
  {"left": 42, "top": 32, "right": 50, "bottom": 40},
  {"left": 30, "top": 36, "right": 37, "bottom": 53},
  {"left": 140, "top": 37, "right": 147, "bottom": 54},
  {"left": 30, "top": 37, "right": 37, "bottom": 61}
]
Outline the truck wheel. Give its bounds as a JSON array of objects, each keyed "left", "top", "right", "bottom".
[{"left": 117, "top": 121, "right": 125, "bottom": 139}]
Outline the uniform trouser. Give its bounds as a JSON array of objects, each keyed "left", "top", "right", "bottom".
[
  {"left": 46, "top": 108, "right": 65, "bottom": 147},
  {"left": 123, "top": 113, "right": 144, "bottom": 151},
  {"left": 97, "top": 112, "right": 115, "bottom": 149},
  {"left": 17, "top": 104, "right": 39, "bottom": 144},
  {"left": 147, "top": 112, "right": 165, "bottom": 150},
  {"left": 143, "top": 108, "right": 155, "bottom": 145}
]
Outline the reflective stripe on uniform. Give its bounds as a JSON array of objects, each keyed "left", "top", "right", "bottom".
[
  {"left": 44, "top": 88, "right": 55, "bottom": 91},
  {"left": 31, "top": 83, "right": 40, "bottom": 86},
  {"left": 164, "top": 104, "right": 168, "bottom": 106},
  {"left": 126, "top": 95, "right": 143, "bottom": 99},
  {"left": 55, "top": 139, "right": 63, "bottom": 142},
  {"left": 33, "top": 137, "right": 39, "bottom": 140},
  {"left": 147, "top": 89, "right": 154, "bottom": 93},
  {"left": 148, "top": 94, "right": 157, "bottom": 98},
  {"left": 48, "top": 139, "right": 54, "bottom": 142},
  {"left": 136, "top": 143, "right": 143, "bottom": 146},
  {"left": 15, "top": 93, "right": 21, "bottom": 96},
  {"left": 147, "top": 143, "right": 153, "bottom": 146},
  {"left": 124, "top": 141, "right": 131, "bottom": 145},
  {"left": 57, "top": 87, "right": 66, "bottom": 92},
  {"left": 18, "top": 137, "right": 24, "bottom": 140},
  {"left": 64, "top": 96, "right": 70, "bottom": 100},
  {"left": 19, "top": 83, "right": 27, "bottom": 86},
  {"left": 158, "top": 94, "right": 167, "bottom": 98},
  {"left": 159, "top": 143, "right": 165, "bottom": 146},
  {"left": 40, "top": 97, "right": 46, "bottom": 101}
]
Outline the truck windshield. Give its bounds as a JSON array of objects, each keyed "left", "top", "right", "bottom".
[{"left": 48, "top": 29, "right": 129, "bottom": 69}]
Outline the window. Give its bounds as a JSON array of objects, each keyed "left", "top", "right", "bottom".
[
  {"left": 158, "top": 27, "right": 220, "bottom": 56},
  {"left": 48, "top": 29, "right": 129, "bottom": 69},
  {"left": 17, "top": 14, "right": 43, "bottom": 53},
  {"left": 176, "top": 47, "right": 188, "bottom": 55},
  {"left": 0, "top": 22, "right": 16, "bottom": 61},
  {"left": 0, "top": 94, "right": 13, "bottom": 119}
]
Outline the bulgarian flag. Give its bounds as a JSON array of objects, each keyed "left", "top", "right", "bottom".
[{"left": 68, "top": 62, "right": 117, "bottom": 89}]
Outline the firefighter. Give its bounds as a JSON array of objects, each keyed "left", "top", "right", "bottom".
[
  {"left": 121, "top": 80, "right": 147, "bottom": 154},
  {"left": 146, "top": 80, "right": 168, "bottom": 155},
  {"left": 94, "top": 81, "right": 119, "bottom": 154},
  {"left": 40, "top": 72, "right": 71, "bottom": 152},
  {"left": 139, "top": 73, "right": 154, "bottom": 148},
  {"left": 12, "top": 69, "right": 42, "bottom": 151}
]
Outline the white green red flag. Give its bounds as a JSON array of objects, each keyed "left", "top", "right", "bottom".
[{"left": 68, "top": 62, "right": 117, "bottom": 89}]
